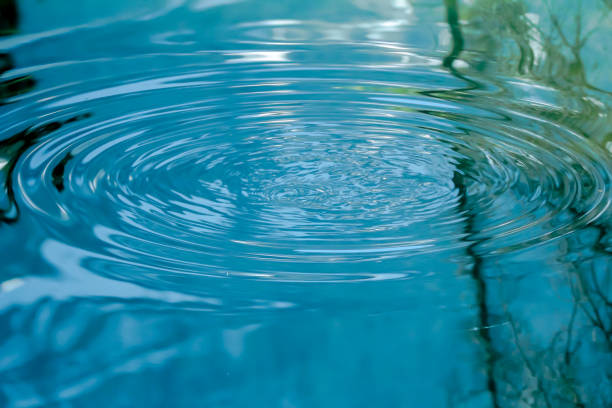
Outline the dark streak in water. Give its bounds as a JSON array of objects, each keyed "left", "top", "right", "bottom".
[
  {"left": 0, "top": 75, "right": 36, "bottom": 104},
  {"left": 452, "top": 164, "right": 500, "bottom": 408},
  {"left": 0, "top": 53, "right": 13, "bottom": 75},
  {"left": 0, "top": 0, "right": 18, "bottom": 36},
  {"left": 0, "top": 0, "right": 36, "bottom": 105},
  {"left": 434, "top": 6, "right": 501, "bottom": 400},
  {"left": 418, "top": 0, "right": 484, "bottom": 100},
  {"left": 442, "top": 0, "right": 464, "bottom": 69},
  {"left": 0, "top": 114, "right": 91, "bottom": 224},
  {"left": 51, "top": 152, "right": 73, "bottom": 192}
]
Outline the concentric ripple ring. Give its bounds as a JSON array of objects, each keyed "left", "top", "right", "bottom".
[{"left": 3, "top": 56, "right": 612, "bottom": 289}]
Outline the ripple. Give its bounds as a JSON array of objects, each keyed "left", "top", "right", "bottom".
[{"left": 2, "top": 47, "right": 611, "bottom": 290}]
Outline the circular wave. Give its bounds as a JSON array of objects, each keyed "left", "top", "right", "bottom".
[{"left": 3, "top": 50, "right": 612, "bottom": 288}]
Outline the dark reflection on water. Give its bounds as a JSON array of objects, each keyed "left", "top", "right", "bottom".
[
  {"left": 0, "top": 114, "right": 90, "bottom": 223},
  {"left": 0, "top": 0, "right": 610, "bottom": 407},
  {"left": 0, "top": 0, "right": 35, "bottom": 105}
]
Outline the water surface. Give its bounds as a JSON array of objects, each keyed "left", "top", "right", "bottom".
[{"left": 1, "top": 0, "right": 611, "bottom": 406}]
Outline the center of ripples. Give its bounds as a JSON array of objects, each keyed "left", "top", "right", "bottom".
[{"left": 3, "top": 62, "right": 610, "bottom": 287}]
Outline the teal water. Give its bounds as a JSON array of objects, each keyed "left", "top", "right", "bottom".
[{"left": 1, "top": 0, "right": 611, "bottom": 406}]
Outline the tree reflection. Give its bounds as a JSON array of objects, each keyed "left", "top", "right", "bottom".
[{"left": 443, "top": 1, "right": 612, "bottom": 407}]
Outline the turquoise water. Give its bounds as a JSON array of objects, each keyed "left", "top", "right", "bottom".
[{"left": 1, "top": 0, "right": 611, "bottom": 406}]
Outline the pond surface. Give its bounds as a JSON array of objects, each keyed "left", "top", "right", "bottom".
[{"left": 1, "top": 0, "right": 611, "bottom": 407}]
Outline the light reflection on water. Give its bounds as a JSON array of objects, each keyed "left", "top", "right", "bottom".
[{"left": 0, "top": 0, "right": 611, "bottom": 406}]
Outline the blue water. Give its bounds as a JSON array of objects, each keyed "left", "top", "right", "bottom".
[{"left": 1, "top": 0, "right": 611, "bottom": 406}]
